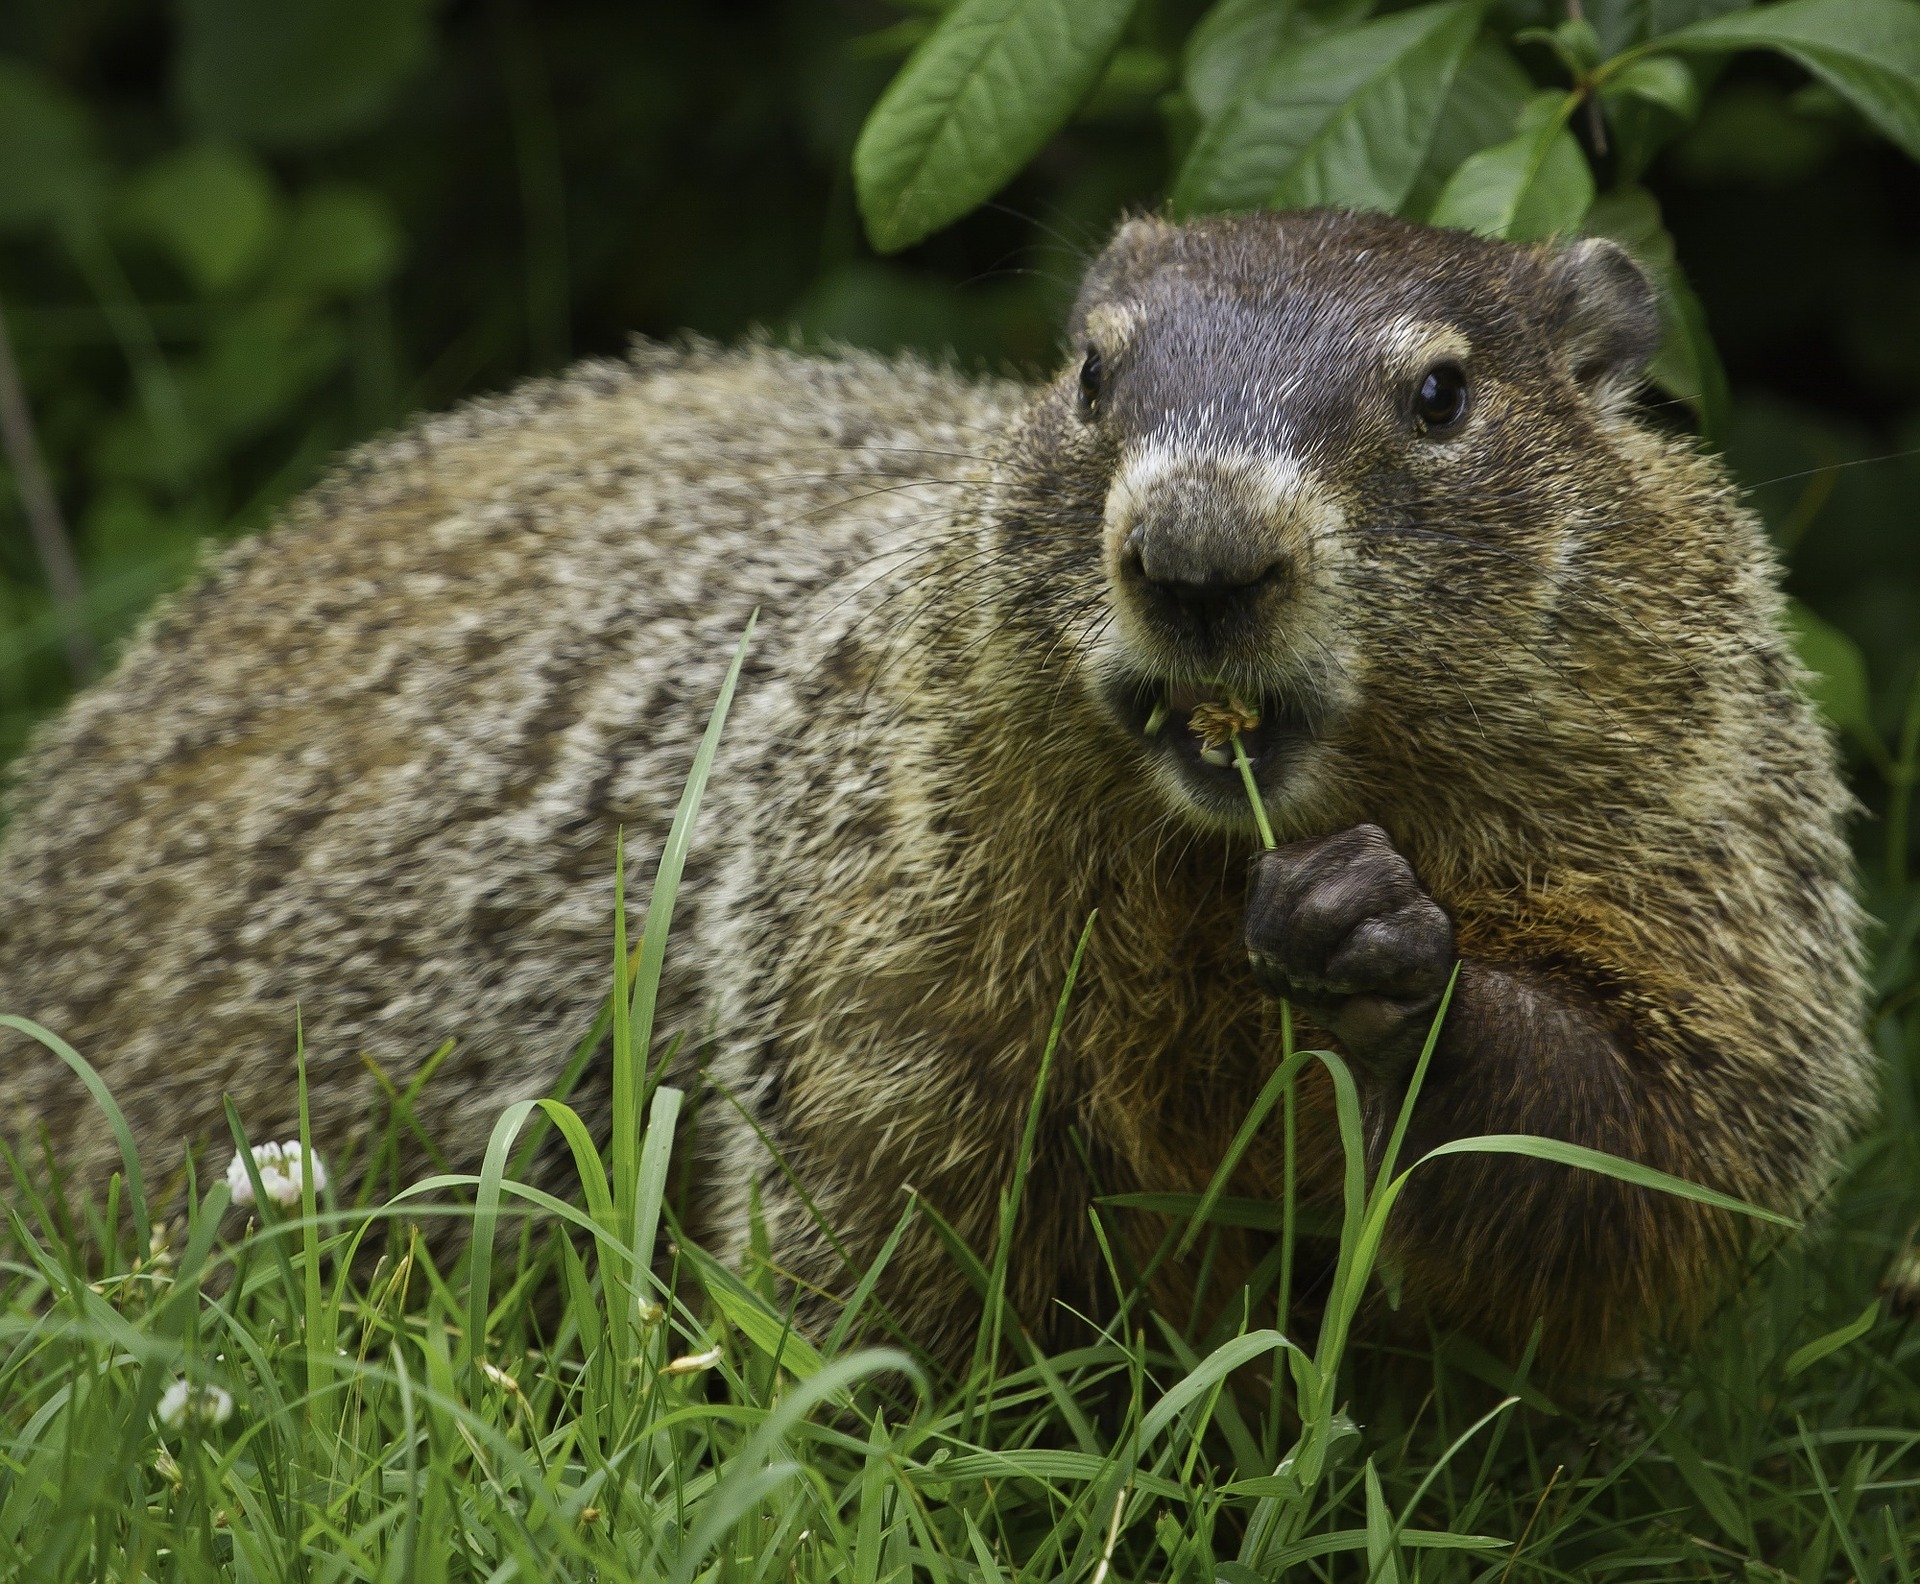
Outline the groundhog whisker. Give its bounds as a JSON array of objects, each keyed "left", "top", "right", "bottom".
[
  {"left": 783, "top": 443, "right": 1006, "bottom": 469},
  {"left": 806, "top": 528, "right": 1007, "bottom": 643},
  {"left": 1740, "top": 443, "right": 1920, "bottom": 493},
  {"left": 1035, "top": 602, "right": 1121, "bottom": 729},
  {"left": 847, "top": 572, "right": 1025, "bottom": 730},
  {"left": 776, "top": 475, "right": 1008, "bottom": 525},
  {"left": 975, "top": 199, "right": 1104, "bottom": 262}
]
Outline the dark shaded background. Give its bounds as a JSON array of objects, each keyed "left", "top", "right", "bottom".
[{"left": 1, "top": 0, "right": 1916, "bottom": 890}]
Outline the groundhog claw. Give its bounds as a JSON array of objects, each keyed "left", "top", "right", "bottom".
[{"left": 1245, "top": 823, "right": 1456, "bottom": 1080}]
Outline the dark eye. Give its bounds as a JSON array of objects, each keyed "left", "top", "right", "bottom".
[
  {"left": 1077, "top": 346, "right": 1103, "bottom": 417},
  {"left": 1414, "top": 361, "right": 1469, "bottom": 432}
]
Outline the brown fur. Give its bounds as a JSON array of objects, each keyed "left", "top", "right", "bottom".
[{"left": 0, "top": 211, "right": 1872, "bottom": 1381}]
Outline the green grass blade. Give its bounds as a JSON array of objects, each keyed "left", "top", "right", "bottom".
[
  {"left": 294, "top": 1015, "right": 330, "bottom": 1441},
  {"left": 978, "top": 909, "right": 1096, "bottom": 1382},
  {"left": 632, "top": 1083, "right": 683, "bottom": 1318},
  {"left": 1413, "top": 1133, "right": 1798, "bottom": 1226},
  {"left": 465, "top": 1097, "right": 540, "bottom": 1383},
  {"left": 609, "top": 825, "right": 637, "bottom": 1245},
  {"left": 823, "top": 1192, "right": 921, "bottom": 1358},
  {"left": 617, "top": 611, "right": 756, "bottom": 1238},
  {"left": 1373, "top": 962, "right": 1458, "bottom": 1194},
  {"left": 1176, "top": 1045, "right": 1321, "bottom": 1260},
  {"left": 1139, "top": 1328, "right": 1292, "bottom": 1447},
  {"left": 1796, "top": 1414, "right": 1876, "bottom": 1584},
  {"left": 0, "top": 1014, "right": 150, "bottom": 1252},
  {"left": 1784, "top": 1298, "right": 1881, "bottom": 1379}
]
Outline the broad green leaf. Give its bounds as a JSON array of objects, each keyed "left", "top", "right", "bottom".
[
  {"left": 123, "top": 144, "right": 281, "bottom": 294},
  {"left": 1583, "top": 185, "right": 1729, "bottom": 437},
  {"left": 1603, "top": 54, "right": 1702, "bottom": 117},
  {"left": 176, "top": 0, "right": 434, "bottom": 149},
  {"left": 1598, "top": 57, "right": 1704, "bottom": 182},
  {"left": 1654, "top": 270, "right": 1731, "bottom": 441},
  {"left": 0, "top": 61, "right": 103, "bottom": 230},
  {"left": 1187, "top": 0, "right": 1307, "bottom": 122},
  {"left": 1588, "top": 0, "right": 1750, "bottom": 55},
  {"left": 854, "top": 0, "right": 1141, "bottom": 253},
  {"left": 1184, "top": 0, "right": 1375, "bottom": 122},
  {"left": 1524, "top": 15, "right": 1604, "bottom": 73},
  {"left": 1591, "top": 180, "right": 1684, "bottom": 294},
  {"left": 1408, "top": 35, "right": 1534, "bottom": 218},
  {"left": 1658, "top": 0, "right": 1920, "bottom": 160},
  {"left": 1785, "top": 597, "right": 1877, "bottom": 743},
  {"left": 1175, "top": 1, "right": 1480, "bottom": 215},
  {"left": 1783, "top": 1298, "right": 1880, "bottom": 1377},
  {"left": 1429, "top": 90, "right": 1594, "bottom": 240}
]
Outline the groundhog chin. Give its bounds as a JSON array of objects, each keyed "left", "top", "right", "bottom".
[{"left": 1097, "top": 666, "right": 1339, "bottom": 835}]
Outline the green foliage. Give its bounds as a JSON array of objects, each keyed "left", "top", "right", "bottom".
[
  {"left": 1428, "top": 88, "right": 1595, "bottom": 238},
  {"left": 175, "top": 0, "right": 435, "bottom": 148},
  {"left": 0, "top": 61, "right": 102, "bottom": 230},
  {"left": 1174, "top": 2, "right": 1482, "bottom": 215},
  {"left": 855, "top": 0, "right": 1143, "bottom": 252},
  {"left": 1659, "top": 0, "right": 1920, "bottom": 158}
]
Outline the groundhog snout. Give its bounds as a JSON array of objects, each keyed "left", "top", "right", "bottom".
[
  {"left": 1122, "top": 529, "right": 1288, "bottom": 641},
  {"left": 1107, "top": 444, "right": 1316, "bottom": 651}
]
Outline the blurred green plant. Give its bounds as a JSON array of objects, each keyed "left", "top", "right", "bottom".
[{"left": 0, "top": 3, "right": 423, "bottom": 759}]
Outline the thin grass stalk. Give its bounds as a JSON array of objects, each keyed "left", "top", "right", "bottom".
[
  {"left": 973, "top": 910, "right": 1098, "bottom": 1414},
  {"left": 628, "top": 613, "right": 759, "bottom": 1118},
  {"left": 1231, "top": 729, "right": 1275, "bottom": 850},
  {"left": 610, "top": 827, "right": 636, "bottom": 1253},
  {"left": 295, "top": 1018, "right": 330, "bottom": 1447},
  {"left": 1272, "top": 999, "right": 1296, "bottom": 1456}
]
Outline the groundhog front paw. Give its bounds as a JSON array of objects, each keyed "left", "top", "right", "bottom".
[{"left": 1245, "top": 823, "right": 1456, "bottom": 1081}]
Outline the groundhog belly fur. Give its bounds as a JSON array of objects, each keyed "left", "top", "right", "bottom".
[{"left": 0, "top": 209, "right": 1873, "bottom": 1382}]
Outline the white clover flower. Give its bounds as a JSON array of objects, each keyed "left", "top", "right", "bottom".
[
  {"left": 157, "top": 1378, "right": 234, "bottom": 1432},
  {"left": 225, "top": 1140, "right": 329, "bottom": 1209}
]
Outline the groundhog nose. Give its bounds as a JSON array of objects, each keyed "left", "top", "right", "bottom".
[
  {"left": 1125, "top": 528, "right": 1287, "bottom": 633},
  {"left": 1143, "top": 568, "right": 1283, "bottom": 631}
]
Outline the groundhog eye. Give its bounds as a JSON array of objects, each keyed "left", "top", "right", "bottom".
[
  {"left": 1414, "top": 361, "right": 1469, "bottom": 432},
  {"left": 1077, "top": 346, "right": 1104, "bottom": 417}
]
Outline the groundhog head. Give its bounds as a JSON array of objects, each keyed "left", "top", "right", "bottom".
[{"left": 1022, "top": 208, "right": 1664, "bottom": 836}]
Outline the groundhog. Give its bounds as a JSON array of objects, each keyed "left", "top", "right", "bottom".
[{"left": 0, "top": 210, "right": 1873, "bottom": 1380}]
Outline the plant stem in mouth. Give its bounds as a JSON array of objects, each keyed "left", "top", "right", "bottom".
[{"left": 1232, "top": 730, "right": 1276, "bottom": 850}]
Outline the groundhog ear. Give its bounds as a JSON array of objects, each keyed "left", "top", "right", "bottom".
[
  {"left": 1543, "top": 237, "right": 1661, "bottom": 406},
  {"left": 1070, "top": 214, "right": 1174, "bottom": 341}
]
